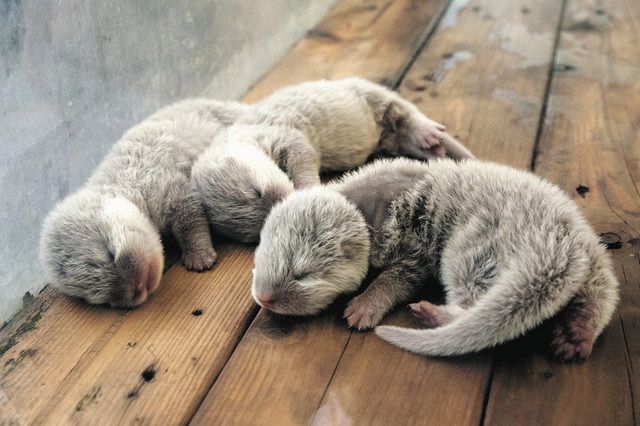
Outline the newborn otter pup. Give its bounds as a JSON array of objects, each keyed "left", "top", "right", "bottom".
[
  {"left": 192, "top": 78, "right": 474, "bottom": 243},
  {"left": 41, "top": 99, "right": 248, "bottom": 308},
  {"left": 252, "top": 158, "right": 619, "bottom": 361}
]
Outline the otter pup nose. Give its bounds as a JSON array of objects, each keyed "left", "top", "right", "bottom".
[{"left": 255, "top": 292, "right": 276, "bottom": 309}]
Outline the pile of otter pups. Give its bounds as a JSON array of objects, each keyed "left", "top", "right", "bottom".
[{"left": 41, "top": 78, "right": 619, "bottom": 363}]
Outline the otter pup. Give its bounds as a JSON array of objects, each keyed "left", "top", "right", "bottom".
[
  {"left": 192, "top": 78, "right": 474, "bottom": 243},
  {"left": 40, "top": 98, "right": 249, "bottom": 308},
  {"left": 252, "top": 158, "right": 619, "bottom": 361}
]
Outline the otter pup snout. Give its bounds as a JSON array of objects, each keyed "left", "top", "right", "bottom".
[{"left": 114, "top": 252, "right": 163, "bottom": 307}]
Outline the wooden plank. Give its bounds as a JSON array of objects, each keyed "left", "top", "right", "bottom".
[
  {"left": 192, "top": 0, "right": 457, "bottom": 423},
  {"left": 0, "top": 0, "right": 452, "bottom": 424},
  {"left": 243, "top": 0, "right": 449, "bottom": 103},
  {"left": 0, "top": 244, "right": 256, "bottom": 424},
  {"left": 315, "top": 312, "right": 490, "bottom": 425},
  {"left": 195, "top": 0, "right": 564, "bottom": 424},
  {"left": 484, "top": 0, "right": 639, "bottom": 423},
  {"left": 37, "top": 244, "right": 256, "bottom": 424},
  {"left": 398, "top": 0, "right": 564, "bottom": 168},
  {"left": 191, "top": 310, "right": 348, "bottom": 425},
  {"left": 0, "top": 290, "right": 122, "bottom": 424},
  {"left": 314, "top": 0, "right": 566, "bottom": 423}
]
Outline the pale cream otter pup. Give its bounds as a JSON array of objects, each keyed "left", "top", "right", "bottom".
[
  {"left": 192, "top": 78, "right": 474, "bottom": 243},
  {"left": 41, "top": 99, "right": 248, "bottom": 308},
  {"left": 252, "top": 158, "right": 619, "bottom": 361}
]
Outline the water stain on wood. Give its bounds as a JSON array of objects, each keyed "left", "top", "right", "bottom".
[
  {"left": 599, "top": 233, "right": 622, "bottom": 249},
  {"left": 76, "top": 386, "right": 101, "bottom": 412},
  {"left": 540, "top": 370, "right": 554, "bottom": 380},
  {"left": 576, "top": 184, "right": 589, "bottom": 197},
  {"left": 3, "top": 347, "right": 37, "bottom": 376},
  {"left": 306, "top": 29, "right": 341, "bottom": 43},
  {"left": 405, "top": 79, "right": 426, "bottom": 91},
  {"left": 141, "top": 365, "right": 156, "bottom": 382},
  {"left": 0, "top": 302, "right": 47, "bottom": 357},
  {"left": 566, "top": 19, "right": 599, "bottom": 32},
  {"left": 554, "top": 63, "right": 576, "bottom": 72}
]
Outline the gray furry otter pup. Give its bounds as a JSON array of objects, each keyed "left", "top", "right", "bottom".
[
  {"left": 40, "top": 99, "right": 248, "bottom": 308},
  {"left": 252, "top": 158, "right": 619, "bottom": 361},
  {"left": 192, "top": 78, "right": 474, "bottom": 243}
]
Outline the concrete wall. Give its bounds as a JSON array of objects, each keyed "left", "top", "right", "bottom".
[{"left": 0, "top": 0, "right": 335, "bottom": 323}]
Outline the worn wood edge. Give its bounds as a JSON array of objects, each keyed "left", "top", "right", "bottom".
[{"left": 483, "top": 0, "right": 640, "bottom": 422}]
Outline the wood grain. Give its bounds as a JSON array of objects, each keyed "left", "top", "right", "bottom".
[
  {"left": 243, "top": 0, "right": 451, "bottom": 102},
  {"left": 0, "top": 243, "right": 257, "bottom": 424},
  {"left": 314, "top": 0, "right": 565, "bottom": 423},
  {"left": 398, "top": 0, "right": 564, "bottom": 169},
  {"left": 0, "top": 0, "right": 452, "bottom": 424},
  {"left": 36, "top": 244, "right": 256, "bottom": 424},
  {"left": 195, "top": 0, "right": 564, "bottom": 424},
  {"left": 484, "top": 0, "right": 639, "bottom": 423},
  {"left": 2, "top": 0, "right": 634, "bottom": 423},
  {"left": 317, "top": 311, "right": 491, "bottom": 425},
  {"left": 0, "top": 289, "right": 122, "bottom": 424},
  {"left": 192, "top": 0, "right": 456, "bottom": 423},
  {"left": 191, "top": 310, "right": 349, "bottom": 425}
]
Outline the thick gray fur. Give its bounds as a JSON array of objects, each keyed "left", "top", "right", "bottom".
[
  {"left": 192, "top": 78, "right": 474, "bottom": 243},
  {"left": 40, "top": 99, "right": 248, "bottom": 307},
  {"left": 253, "top": 158, "right": 619, "bottom": 361}
]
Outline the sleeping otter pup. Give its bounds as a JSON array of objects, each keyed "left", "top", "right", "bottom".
[
  {"left": 192, "top": 78, "right": 474, "bottom": 243},
  {"left": 252, "top": 158, "right": 619, "bottom": 361},
  {"left": 40, "top": 99, "right": 248, "bottom": 308}
]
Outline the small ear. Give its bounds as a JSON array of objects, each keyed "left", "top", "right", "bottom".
[
  {"left": 382, "top": 103, "right": 406, "bottom": 133},
  {"left": 340, "top": 239, "right": 362, "bottom": 260}
]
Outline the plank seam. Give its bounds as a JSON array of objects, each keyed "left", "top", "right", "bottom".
[
  {"left": 185, "top": 304, "right": 260, "bottom": 424},
  {"left": 391, "top": 0, "right": 455, "bottom": 89},
  {"left": 481, "top": 0, "right": 569, "bottom": 423},
  {"left": 315, "top": 332, "right": 354, "bottom": 411},
  {"left": 478, "top": 355, "right": 494, "bottom": 426},
  {"left": 312, "top": 0, "right": 457, "bottom": 411},
  {"left": 618, "top": 264, "right": 638, "bottom": 425},
  {"left": 530, "top": 0, "right": 569, "bottom": 172}
]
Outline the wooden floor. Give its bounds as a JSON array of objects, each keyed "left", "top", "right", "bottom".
[{"left": 2, "top": 0, "right": 639, "bottom": 424}]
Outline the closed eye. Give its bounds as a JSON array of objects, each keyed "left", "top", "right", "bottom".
[{"left": 293, "top": 272, "right": 309, "bottom": 281}]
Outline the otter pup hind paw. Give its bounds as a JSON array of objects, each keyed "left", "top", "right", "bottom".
[
  {"left": 402, "top": 119, "right": 448, "bottom": 159},
  {"left": 550, "top": 315, "right": 594, "bottom": 362}
]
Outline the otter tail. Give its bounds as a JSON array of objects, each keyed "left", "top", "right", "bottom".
[
  {"left": 375, "top": 266, "right": 588, "bottom": 357},
  {"left": 441, "top": 132, "right": 475, "bottom": 160}
]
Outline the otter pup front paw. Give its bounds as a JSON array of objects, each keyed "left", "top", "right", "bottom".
[
  {"left": 344, "top": 295, "right": 386, "bottom": 330},
  {"left": 182, "top": 247, "right": 218, "bottom": 272}
]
